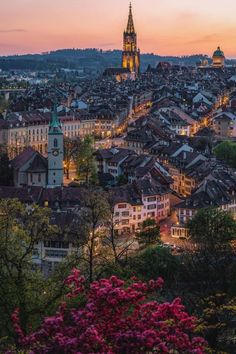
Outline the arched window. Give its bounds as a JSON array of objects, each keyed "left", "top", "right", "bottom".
[{"left": 54, "top": 138, "right": 58, "bottom": 148}]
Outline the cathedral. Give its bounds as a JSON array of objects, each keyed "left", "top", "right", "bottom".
[{"left": 122, "top": 3, "right": 140, "bottom": 75}]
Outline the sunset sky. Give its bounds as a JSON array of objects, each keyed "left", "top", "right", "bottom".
[{"left": 1, "top": 0, "right": 236, "bottom": 57}]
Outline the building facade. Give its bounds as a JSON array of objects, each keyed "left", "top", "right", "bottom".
[{"left": 122, "top": 3, "right": 140, "bottom": 76}]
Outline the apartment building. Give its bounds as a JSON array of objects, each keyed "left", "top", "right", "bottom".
[{"left": 112, "top": 177, "right": 170, "bottom": 234}]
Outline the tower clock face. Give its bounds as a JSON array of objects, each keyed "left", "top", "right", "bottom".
[{"left": 52, "top": 149, "right": 59, "bottom": 157}]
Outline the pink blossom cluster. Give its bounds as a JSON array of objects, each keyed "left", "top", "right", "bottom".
[{"left": 10, "top": 269, "right": 207, "bottom": 353}]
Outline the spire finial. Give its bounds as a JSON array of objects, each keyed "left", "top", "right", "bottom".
[{"left": 126, "top": 2, "right": 135, "bottom": 33}]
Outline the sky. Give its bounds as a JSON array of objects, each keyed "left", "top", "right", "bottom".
[{"left": 1, "top": 0, "right": 236, "bottom": 57}]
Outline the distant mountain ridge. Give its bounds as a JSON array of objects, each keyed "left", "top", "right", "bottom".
[{"left": 0, "top": 48, "right": 235, "bottom": 72}]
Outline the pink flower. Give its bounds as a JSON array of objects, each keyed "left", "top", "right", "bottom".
[{"left": 10, "top": 271, "right": 208, "bottom": 354}]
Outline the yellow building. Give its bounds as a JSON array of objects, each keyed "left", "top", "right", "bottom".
[
  {"left": 212, "top": 46, "right": 225, "bottom": 68},
  {"left": 122, "top": 3, "right": 140, "bottom": 75}
]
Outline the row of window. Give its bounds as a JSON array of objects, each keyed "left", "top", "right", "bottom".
[
  {"left": 116, "top": 203, "right": 168, "bottom": 212},
  {"left": 45, "top": 250, "right": 68, "bottom": 258},
  {"left": 44, "top": 241, "right": 69, "bottom": 249},
  {"left": 10, "top": 123, "right": 82, "bottom": 138}
]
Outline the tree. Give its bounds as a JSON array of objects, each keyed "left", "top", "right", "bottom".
[
  {"left": 101, "top": 245, "right": 181, "bottom": 287},
  {"left": 196, "top": 293, "right": 236, "bottom": 351},
  {"left": 102, "top": 193, "right": 137, "bottom": 264},
  {"left": 187, "top": 208, "right": 236, "bottom": 249},
  {"left": 136, "top": 218, "right": 161, "bottom": 248},
  {"left": 79, "top": 189, "right": 110, "bottom": 282},
  {"left": 116, "top": 174, "right": 128, "bottom": 186},
  {"left": 64, "top": 137, "right": 80, "bottom": 179},
  {"left": 11, "top": 269, "right": 208, "bottom": 354},
  {"left": 0, "top": 97, "right": 9, "bottom": 114},
  {"left": 0, "top": 200, "right": 71, "bottom": 348},
  {"left": 0, "top": 152, "right": 13, "bottom": 186},
  {"left": 177, "top": 208, "right": 236, "bottom": 307},
  {"left": 76, "top": 135, "right": 97, "bottom": 185},
  {"left": 214, "top": 141, "right": 236, "bottom": 169},
  {"left": 129, "top": 246, "right": 180, "bottom": 283}
]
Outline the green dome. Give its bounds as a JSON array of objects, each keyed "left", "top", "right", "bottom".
[{"left": 213, "top": 46, "right": 224, "bottom": 57}]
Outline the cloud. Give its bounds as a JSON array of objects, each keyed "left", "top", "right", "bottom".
[
  {"left": 0, "top": 29, "right": 26, "bottom": 33},
  {"left": 187, "top": 33, "right": 219, "bottom": 44}
]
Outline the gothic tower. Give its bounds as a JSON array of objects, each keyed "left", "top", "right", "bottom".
[
  {"left": 48, "top": 105, "right": 64, "bottom": 187},
  {"left": 122, "top": 3, "right": 140, "bottom": 75}
]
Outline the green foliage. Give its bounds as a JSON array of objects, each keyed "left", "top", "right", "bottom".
[
  {"left": 0, "top": 152, "right": 13, "bottom": 185},
  {"left": 116, "top": 174, "right": 128, "bottom": 186},
  {"left": 76, "top": 135, "right": 97, "bottom": 185},
  {"left": 129, "top": 246, "right": 180, "bottom": 283},
  {"left": 0, "top": 200, "right": 72, "bottom": 348},
  {"left": 101, "top": 246, "right": 180, "bottom": 285},
  {"left": 136, "top": 218, "right": 161, "bottom": 247},
  {"left": 187, "top": 208, "right": 236, "bottom": 247},
  {"left": 214, "top": 141, "right": 236, "bottom": 168},
  {"left": 0, "top": 97, "right": 9, "bottom": 114},
  {"left": 196, "top": 293, "right": 236, "bottom": 351}
]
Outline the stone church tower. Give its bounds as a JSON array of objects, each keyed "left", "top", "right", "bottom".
[
  {"left": 48, "top": 105, "right": 64, "bottom": 187},
  {"left": 122, "top": 3, "right": 140, "bottom": 75}
]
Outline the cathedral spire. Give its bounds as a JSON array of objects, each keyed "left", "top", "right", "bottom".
[
  {"left": 122, "top": 2, "right": 140, "bottom": 75},
  {"left": 126, "top": 2, "right": 135, "bottom": 34}
]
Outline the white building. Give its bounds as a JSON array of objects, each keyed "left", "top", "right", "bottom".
[{"left": 112, "top": 177, "right": 170, "bottom": 234}]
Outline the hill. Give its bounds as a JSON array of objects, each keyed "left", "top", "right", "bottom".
[{"left": 0, "top": 49, "right": 216, "bottom": 72}]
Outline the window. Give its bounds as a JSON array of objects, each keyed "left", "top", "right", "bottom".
[
  {"left": 33, "top": 248, "right": 39, "bottom": 256},
  {"left": 118, "top": 204, "right": 127, "bottom": 209},
  {"left": 147, "top": 204, "right": 156, "bottom": 210},
  {"left": 38, "top": 174, "right": 41, "bottom": 183},
  {"left": 54, "top": 139, "right": 58, "bottom": 148},
  {"left": 45, "top": 250, "right": 68, "bottom": 258},
  {"left": 44, "top": 241, "right": 69, "bottom": 249},
  {"left": 147, "top": 197, "right": 156, "bottom": 202}
]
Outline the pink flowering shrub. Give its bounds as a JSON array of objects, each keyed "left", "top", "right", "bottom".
[{"left": 10, "top": 269, "right": 207, "bottom": 353}]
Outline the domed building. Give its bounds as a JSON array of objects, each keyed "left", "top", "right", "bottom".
[{"left": 212, "top": 46, "right": 225, "bottom": 68}]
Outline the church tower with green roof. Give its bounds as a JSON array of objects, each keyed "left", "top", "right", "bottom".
[{"left": 48, "top": 104, "right": 64, "bottom": 187}]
